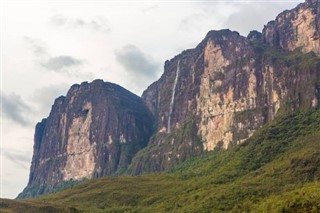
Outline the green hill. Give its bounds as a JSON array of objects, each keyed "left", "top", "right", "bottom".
[{"left": 1, "top": 109, "right": 320, "bottom": 212}]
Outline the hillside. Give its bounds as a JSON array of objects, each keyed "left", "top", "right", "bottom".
[
  {"left": 2, "top": 108, "right": 320, "bottom": 212},
  {"left": 18, "top": 0, "right": 320, "bottom": 198}
]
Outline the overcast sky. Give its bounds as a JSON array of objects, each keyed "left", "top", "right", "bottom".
[{"left": 1, "top": 0, "right": 303, "bottom": 199}]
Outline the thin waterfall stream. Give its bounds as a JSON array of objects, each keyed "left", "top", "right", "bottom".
[{"left": 167, "top": 60, "right": 180, "bottom": 133}]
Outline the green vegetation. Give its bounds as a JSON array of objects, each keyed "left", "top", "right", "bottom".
[
  {"left": 249, "top": 182, "right": 320, "bottom": 212},
  {"left": 18, "top": 179, "right": 87, "bottom": 200},
  {"left": 264, "top": 47, "right": 320, "bottom": 70},
  {"left": 234, "top": 107, "right": 266, "bottom": 121},
  {"left": 2, "top": 109, "right": 320, "bottom": 212},
  {"left": 127, "top": 114, "right": 201, "bottom": 174},
  {"left": 251, "top": 41, "right": 320, "bottom": 72}
]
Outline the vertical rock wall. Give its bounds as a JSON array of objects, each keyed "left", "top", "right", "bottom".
[
  {"left": 137, "top": 0, "right": 320, "bottom": 171},
  {"left": 18, "top": 80, "right": 154, "bottom": 198}
]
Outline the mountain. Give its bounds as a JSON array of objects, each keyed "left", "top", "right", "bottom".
[
  {"left": 18, "top": 80, "right": 154, "bottom": 198},
  {"left": 18, "top": 0, "right": 320, "bottom": 199},
  {"left": 263, "top": 0, "right": 320, "bottom": 55},
  {"left": 2, "top": 109, "right": 320, "bottom": 212},
  {"left": 129, "top": 0, "right": 320, "bottom": 173}
]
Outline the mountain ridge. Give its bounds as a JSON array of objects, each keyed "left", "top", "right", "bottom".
[
  {"left": 18, "top": 0, "right": 320, "bottom": 199},
  {"left": 136, "top": 0, "right": 320, "bottom": 173}
]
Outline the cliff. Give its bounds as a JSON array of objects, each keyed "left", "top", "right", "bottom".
[
  {"left": 263, "top": 0, "right": 320, "bottom": 56},
  {"left": 129, "top": 0, "right": 320, "bottom": 173},
  {"left": 19, "top": 0, "right": 320, "bottom": 198},
  {"left": 18, "top": 80, "right": 154, "bottom": 198}
]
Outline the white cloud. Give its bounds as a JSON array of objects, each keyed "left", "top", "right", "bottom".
[
  {"left": 1, "top": 93, "right": 32, "bottom": 126},
  {"left": 40, "top": 55, "right": 84, "bottom": 72},
  {"left": 50, "top": 14, "right": 111, "bottom": 33},
  {"left": 223, "top": 2, "right": 301, "bottom": 36},
  {"left": 2, "top": 149, "right": 31, "bottom": 170},
  {"left": 30, "top": 83, "right": 70, "bottom": 117},
  {"left": 24, "top": 37, "right": 49, "bottom": 57},
  {"left": 23, "top": 37, "right": 91, "bottom": 78},
  {"left": 115, "top": 44, "right": 161, "bottom": 92},
  {"left": 179, "top": 13, "right": 209, "bottom": 32}
]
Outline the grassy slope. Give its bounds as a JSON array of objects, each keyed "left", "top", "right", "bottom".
[{"left": 1, "top": 109, "right": 320, "bottom": 213}]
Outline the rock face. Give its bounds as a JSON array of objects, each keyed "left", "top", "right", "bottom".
[
  {"left": 18, "top": 80, "right": 154, "bottom": 198},
  {"left": 20, "top": 0, "right": 320, "bottom": 198},
  {"left": 129, "top": 0, "right": 320, "bottom": 173},
  {"left": 263, "top": 0, "right": 320, "bottom": 56}
]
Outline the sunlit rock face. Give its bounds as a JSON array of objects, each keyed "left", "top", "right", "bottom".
[
  {"left": 263, "top": 0, "right": 320, "bottom": 56},
  {"left": 18, "top": 80, "right": 154, "bottom": 198},
  {"left": 134, "top": 0, "right": 320, "bottom": 173}
]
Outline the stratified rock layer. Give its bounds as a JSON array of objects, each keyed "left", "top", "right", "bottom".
[
  {"left": 263, "top": 0, "right": 320, "bottom": 56},
  {"left": 18, "top": 80, "right": 154, "bottom": 198},
  {"left": 130, "top": 0, "right": 320, "bottom": 174}
]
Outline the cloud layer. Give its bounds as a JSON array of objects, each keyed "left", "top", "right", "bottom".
[
  {"left": 2, "top": 93, "right": 31, "bottom": 126},
  {"left": 224, "top": 2, "right": 293, "bottom": 35},
  {"left": 24, "top": 37, "right": 49, "bottom": 57},
  {"left": 24, "top": 37, "right": 87, "bottom": 76},
  {"left": 40, "top": 55, "right": 84, "bottom": 72},
  {"left": 115, "top": 44, "right": 160, "bottom": 92},
  {"left": 31, "top": 83, "right": 70, "bottom": 116},
  {"left": 50, "top": 14, "right": 111, "bottom": 33},
  {"left": 2, "top": 149, "right": 31, "bottom": 170}
]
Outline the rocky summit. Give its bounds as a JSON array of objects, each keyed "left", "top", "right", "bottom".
[
  {"left": 18, "top": 80, "right": 154, "bottom": 198},
  {"left": 130, "top": 0, "right": 320, "bottom": 174},
  {"left": 19, "top": 0, "right": 320, "bottom": 198}
]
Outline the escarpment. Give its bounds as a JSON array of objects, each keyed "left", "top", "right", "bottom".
[
  {"left": 133, "top": 27, "right": 320, "bottom": 174},
  {"left": 263, "top": 0, "right": 320, "bottom": 56},
  {"left": 131, "top": 0, "right": 320, "bottom": 173},
  {"left": 20, "top": 0, "right": 320, "bottom": 198},
  {"left": 18, "top": 80, "right": 154, "bottom": 198}
]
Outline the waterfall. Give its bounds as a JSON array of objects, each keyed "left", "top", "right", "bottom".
[{"left": 167, "top": 60, "right": 180, "bottom": 133}]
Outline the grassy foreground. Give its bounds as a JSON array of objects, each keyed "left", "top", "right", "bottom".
[{"left": 1, "top": 109, "right": 320, "bottom": 212}]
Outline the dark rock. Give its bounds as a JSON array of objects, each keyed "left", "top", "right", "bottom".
[
  {"left": 132, "top": 0, "right": 320, "bottom": 173},
  {"left": 247, "top": 30, "right": 262, "bottom": 42},
  {"left": 18, "top": 80, "right": 154, "bottom": 198}
]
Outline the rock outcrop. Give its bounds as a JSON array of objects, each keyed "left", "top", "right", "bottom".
[
  {"left": 129, "top": 0, "right": 320, "bottom": 173},
  {"left": 18, "top": 80, "right": 154, "bottom": 198},
  {"left": 263, "top": 0, "right": 320, "bottom": 56}
]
